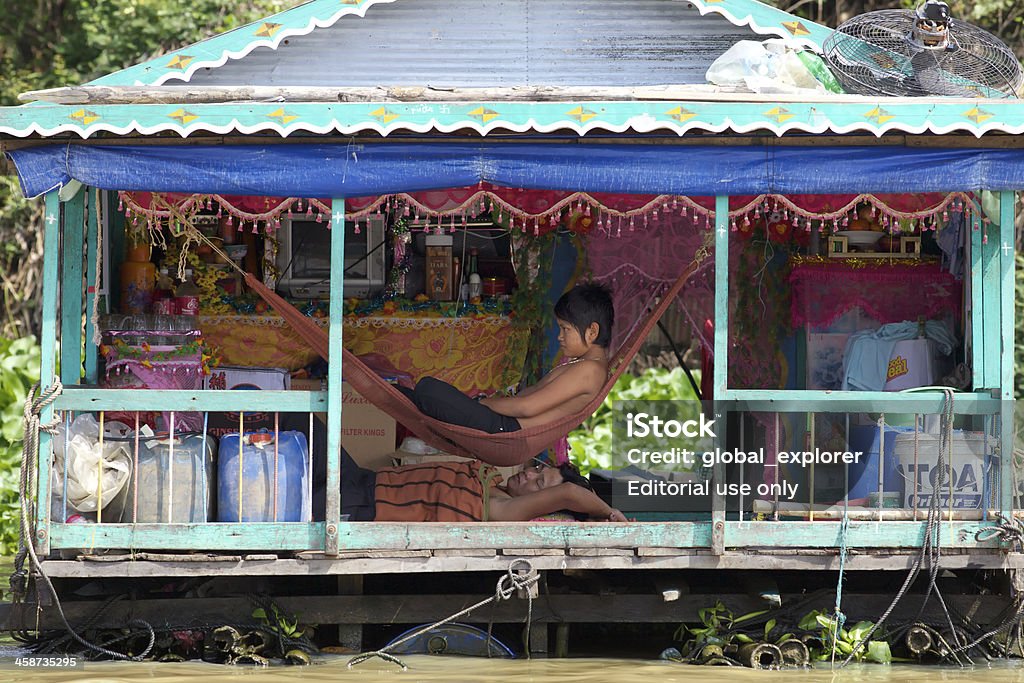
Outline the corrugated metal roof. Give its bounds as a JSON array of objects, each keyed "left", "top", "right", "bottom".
[
  {"left": 184, "top": 0, "right": 758, "bottom": 87},
  {"left": 88, "top": 0, "right": 831, "bottom": 87}
]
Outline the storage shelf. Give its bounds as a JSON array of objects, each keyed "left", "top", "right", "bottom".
[{"left": 53, "top": 388, "right": 328, "bottom": 412}]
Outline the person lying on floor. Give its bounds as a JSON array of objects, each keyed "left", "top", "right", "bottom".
[
  {"left": 312, "top": 448, "right": 627, "bottom": 522},
  {"left": 398, "top": 282, "right": 615, "bottom": 434}
]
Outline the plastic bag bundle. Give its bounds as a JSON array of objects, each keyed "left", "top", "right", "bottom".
[
  {"left": 706, "top": 40, "right": 840, "bottom": 94},
  {"left": 52, "top": 414, "right": 133, "bottom": 517}
]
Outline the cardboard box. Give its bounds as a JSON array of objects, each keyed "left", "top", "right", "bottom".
[
  {"left": 203, "top": 366, "right": 290, "bottom": 438},
  {"left": 425, "top": 234, "right": 453, "bottom": 301},
  {"left": 287, "top": 379, "right": 398, "bottom": 470},
  {"left": 341, "top": 381, "right": 398, "bottom": 469}
]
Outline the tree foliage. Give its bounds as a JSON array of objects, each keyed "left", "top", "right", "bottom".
[
  {"left": 0, "top": 1, "right": 292, "bottom": 337},
  {"left": 767, "top": 0, "right": 1024, "bottom": 58},
  {"left": 1, "top": 0, "right": 292, "bottom": 105}
]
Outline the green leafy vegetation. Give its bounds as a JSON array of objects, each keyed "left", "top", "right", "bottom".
[
  {"left": 0, "top": 336, "right": 42, "bottom": 556},
  {"left": 797, "top": 609, "right": 891, "bottom": 663},
  {"left": 668, "top": 602, "right": 891, "bottom": 667},
  {"left": 568, "top": 366, "right": 700, "bottom": 475}
]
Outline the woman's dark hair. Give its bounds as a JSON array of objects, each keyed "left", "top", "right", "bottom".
[
  {"left": 553, "top": 283, "right": 614, "bottom": 348},
  {"left": 557, "top": 462, "right": 595, "bottom": 521},
  {"left": 558, "top": 462, "right": 593, "bottom": 491}
]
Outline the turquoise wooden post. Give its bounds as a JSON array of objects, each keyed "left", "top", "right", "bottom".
[
  {"left": 712, "top": 195, "right": 729, "bottom": 554},
  {"left": 60, "top": 188, "right": 85, "bottom": 386},
  {"left": 981, "top": 211, "right": 1001, "bottom": 390},
  {"left": 36, "top": 191, "right": 62, "bottom": 553},
  {"left": 324, "top": 198, "right": 347, "bottom": 555},
  {"left": 970, "top": 210, "right": 985, "bottom": 386},
  {"left": 713, "top": 196, "right": 729, "bottom": 398},
  {"left": 998, "top": 191, "right": 1015, "bottom": 518},
  {"left": 83, "top": 188, "right": 99, "bottom": 384}
]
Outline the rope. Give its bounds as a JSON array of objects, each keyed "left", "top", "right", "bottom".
[
  {"left": 10, "top": 380, "right": 62, "bottom": 600},
  {"left": 830, "top": 512, "right": 849, "bottom": 668},
  {"left": 838, "top": 388, "right": 969, "bottom": 667},
  {"left": 9, "top": 380, "right": 155, "bottom": 662},
  {"left": 976, "top": 514, "right": 1024, "bottom": 549},
  {"left": 347, "top": 559, "right": 539, "bottom": 669}
]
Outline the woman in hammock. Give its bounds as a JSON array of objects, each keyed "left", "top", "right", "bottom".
[
  {"left": 315, "top": 448, "right": 627, "bottom": 522},
  {"left": 400, "top": 283, "right": 615, "bottom": 434}
]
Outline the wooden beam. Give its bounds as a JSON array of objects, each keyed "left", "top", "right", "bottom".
[
  {"left": 34, "top": 549, "right": 1024, "bottom": 578},
  {"left": 21, "top": 84, "right": 1021, "bottom": 106},
  {"left": 1, "top": 593, "right": 1008, "bottom": 631}
]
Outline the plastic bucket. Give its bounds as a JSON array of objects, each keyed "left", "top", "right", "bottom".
[
  {"left": 217, "top": 431, "right": 310, "bottom": 522},
  {"left": 894, "top": 432, "right": 995, "bottom": 509}
]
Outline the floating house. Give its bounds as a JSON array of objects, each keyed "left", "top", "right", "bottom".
[{"left": 1, "top": 0, "right": 1022, "bottom": 657}]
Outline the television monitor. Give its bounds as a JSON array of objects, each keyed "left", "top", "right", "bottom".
[{"left": 272, "top": 215, "right": 387, "bottom": 298}]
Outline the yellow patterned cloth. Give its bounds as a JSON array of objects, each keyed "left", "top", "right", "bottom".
[{"left": 198, "top": 314, "right": 526, "bottom": 394}]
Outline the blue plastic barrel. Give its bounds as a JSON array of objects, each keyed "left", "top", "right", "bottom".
[
  {"left": 847, "top": 425, "right": 908, "bottom": 502},
  {"left": 217, "top": 431, "right": 309, "bottom": 522}
]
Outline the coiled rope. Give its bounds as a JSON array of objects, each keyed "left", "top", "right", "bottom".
[
  {"left": 9, "top": 380, "right": 155, "bottom": 661},
  {"left": 347, "top": 559, "right": 539, "bottom": 669}
]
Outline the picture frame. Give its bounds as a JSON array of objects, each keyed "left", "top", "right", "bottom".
[
  {"left": 900, "top": 236, "right": 921, "bottom": 256},
  {"left": 827, "top": 235, "right": 849, "bottom": 256}
]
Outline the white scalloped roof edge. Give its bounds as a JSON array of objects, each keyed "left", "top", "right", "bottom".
[
  {"left": 0, "top": 115, "right": 1005, "bottom": 141},
  {"left": 120, "top": 0, "right": 402, "bottom": 87},
  {"left": 119, "top": 0, "right": 823, "bottom": 87},
  {"left": 687, "top": 0, "right": 824, "bottom": 51}
]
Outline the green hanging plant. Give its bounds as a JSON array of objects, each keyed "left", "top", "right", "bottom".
[
  {"left": 730, "top": 237, "right": 794, "bottom": 389},
  {"left": 499, "top": 230, "right": 556, "bottom": 390}
]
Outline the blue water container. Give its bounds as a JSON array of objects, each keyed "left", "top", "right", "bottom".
[
  {"left": 847, "top": 424, "right": 908, "bottom": 503},
  {"left": 217, "top": 431, "right": 310, "bottom": 522}
]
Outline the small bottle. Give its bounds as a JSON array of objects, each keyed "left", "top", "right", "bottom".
[
  {"left": 452, "top": 257, "right": 462, "bottom": 302},
  {"left": 175, "top": 269, "right": 201, "bottom": 316},
  {"left": 152, "top": 267, "right": 175, "bottom": 315},
  {"left": 468, "top": 248, "right": 482, "bottom": 300}
]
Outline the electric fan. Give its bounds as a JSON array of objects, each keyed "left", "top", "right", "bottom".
[{"left": 822, "top": 0, "right": 1022, "bottom": 98}]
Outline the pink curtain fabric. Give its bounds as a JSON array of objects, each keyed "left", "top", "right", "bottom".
[{"left": 789, "top": 261, "right": 962, "bottom": 329}]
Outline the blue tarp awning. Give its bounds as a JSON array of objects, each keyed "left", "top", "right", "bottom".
[{"left": 11, "top": 142, "right": 1024, "bottom": 199}]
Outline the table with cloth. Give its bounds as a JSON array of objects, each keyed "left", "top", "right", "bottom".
[{"left": 198, "top": 314, "right": 527, "bottom": 394}]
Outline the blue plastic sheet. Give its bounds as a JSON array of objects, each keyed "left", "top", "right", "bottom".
[{"left": 11, "top": 141, "right": 1024, "bottom": 199}]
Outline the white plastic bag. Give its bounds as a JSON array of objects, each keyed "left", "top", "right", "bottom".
[
  {"left": 52, "top": 414, "right": 133, "bottom": 515},
  {"left": 706, "top": 40, "right": 824, "bottom": 94}
]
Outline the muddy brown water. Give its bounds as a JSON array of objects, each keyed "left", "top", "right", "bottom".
[{"left": 0, "top": 652, "right": 1023, "bottom": 683}]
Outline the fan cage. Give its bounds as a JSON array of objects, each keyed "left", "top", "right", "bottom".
[{"left": 823, "top": 9, "right": 1023, "bottom": 99}]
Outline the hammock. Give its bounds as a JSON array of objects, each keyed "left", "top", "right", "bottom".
[{"left": 242, "top": 255, "right": 701, "bottom": 466}]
